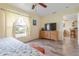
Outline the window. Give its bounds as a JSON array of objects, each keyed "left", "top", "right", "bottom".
[{"left": 14, "top": 16, "right": 30, "bottom": 38}]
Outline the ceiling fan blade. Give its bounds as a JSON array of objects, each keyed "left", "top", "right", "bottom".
[
  {"left": 32, "top": 4, "right": 35, "bottom": 9},
  {"left": 39, "top": 3, "right": 47, "bottom": 8}
]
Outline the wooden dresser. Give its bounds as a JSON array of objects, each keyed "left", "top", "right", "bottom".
[{"left": 39, "top": 31, "right": 58, "bottom": 41}]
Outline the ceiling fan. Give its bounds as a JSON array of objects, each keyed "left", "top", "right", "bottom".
[{"left": 32, "top": 3, "right": 47, "bottom": 9}]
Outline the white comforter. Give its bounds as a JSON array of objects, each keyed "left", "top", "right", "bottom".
[{"left": 0, "top": 37, "right": 41, "bottom": 56}]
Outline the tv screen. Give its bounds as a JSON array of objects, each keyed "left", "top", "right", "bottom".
[{"left": 45, "top": 23, "right": 56, "bottom": 31}]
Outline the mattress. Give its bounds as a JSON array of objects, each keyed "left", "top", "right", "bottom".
[{"left": 0, "top": 37, "right": 42, "bottom": 56}]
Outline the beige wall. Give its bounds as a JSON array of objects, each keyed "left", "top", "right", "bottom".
[
  {"left": 41, "top": 7, "right": 79, "bottom": 40},
  {"left": 29, "top": 13, "right": 41, "bottom": 41},
  {"left": 0, "top": 4, "right": 41, "bottom": 42},
  {"left": 0, "top": 10, "right": 6, "bottom": 38}
]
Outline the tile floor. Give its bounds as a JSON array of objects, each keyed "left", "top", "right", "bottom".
[{"left": 26, "top": 38, "right": 79, "bottom": 56}]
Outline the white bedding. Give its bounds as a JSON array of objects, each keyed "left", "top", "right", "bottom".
[{"left": 0, "top": 37, "right": 42, "bottom": 56}]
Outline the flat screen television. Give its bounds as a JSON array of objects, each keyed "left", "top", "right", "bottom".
[{"left": 45, "top": 23, "right": 56, "bottom": 31}]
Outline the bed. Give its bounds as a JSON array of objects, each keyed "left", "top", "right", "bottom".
[{"left": 0, "top": 37, "right": 42, "bottom": 56}]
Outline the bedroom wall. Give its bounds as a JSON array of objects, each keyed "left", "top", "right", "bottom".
[
  {"left": 40, "top": 7, "right": 79, "bottom": 40},
  {"left": 0, "top": 10, "right": 6, "bottom": 38},
  {"left": 0, "top": 4, "right": 41, "bottom": 42}
]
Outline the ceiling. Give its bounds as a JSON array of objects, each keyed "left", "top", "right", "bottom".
[{"left": 9, "top": 3, "right": 79, "bottom": 16}]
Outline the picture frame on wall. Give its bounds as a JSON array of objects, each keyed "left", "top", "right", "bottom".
[{"left": 33, "top": 19, "right": 37, "bottom": 25}]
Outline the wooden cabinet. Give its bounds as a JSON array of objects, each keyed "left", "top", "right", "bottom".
[
  {"left": 39, "top": 31, "right": 58, "bottom": 41},
  {"left": 50, "top": 31, "right": 58, "bottom": 41},
  {"left": 44, "top": 31, "right": 50, "bottom": 39},
  {"left": 39, "top": 31, "right": 46, "bottom": 38}
]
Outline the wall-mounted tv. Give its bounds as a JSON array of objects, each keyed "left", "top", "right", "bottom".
[{"left": 45, "top": 23, "right": 56, "bottom": 31}]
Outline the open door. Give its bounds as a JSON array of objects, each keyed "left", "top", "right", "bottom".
[{"left": 62, "top": 14, "right": 78, "bottom": 55}]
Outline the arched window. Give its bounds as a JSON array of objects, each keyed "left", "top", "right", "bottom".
[{"left": 13, "top": 16, "right": 30, "bottom": 38}]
